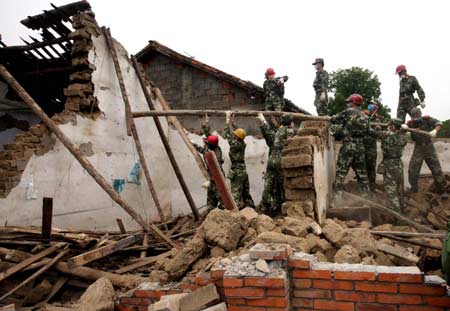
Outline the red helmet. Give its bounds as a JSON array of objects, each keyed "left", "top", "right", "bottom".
[
  {"left": 395, "top": 65, "right": 406, "bottom": 74},
  {"left": 204, "top": 135, "right": 219, "bottom": 146},
  {"left": 266, "top": 68, "right": 275, "bottom": 76},
  {"left": 345, "top": 94, "right": 363, "bottom": 105}
]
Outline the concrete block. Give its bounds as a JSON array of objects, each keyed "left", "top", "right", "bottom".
[
  {"left": 249, "top": 243, "right": 293, "bottom": 260},
  {"left": 281, "top": 154, "right": 312, "bottom": 168},
  {"left": 179, "top": 284, "right": 220, "bottom": 311}
]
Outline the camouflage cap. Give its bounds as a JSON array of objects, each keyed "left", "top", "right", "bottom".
[
  {"left": 279, "top": 114, "right": 293, "bottom": 125},
  {"left": 312, "top": 58, "right": 324, "bottom": 65},
  {"left": 410, "top": 107, "right": 422, "bottom": 119}
]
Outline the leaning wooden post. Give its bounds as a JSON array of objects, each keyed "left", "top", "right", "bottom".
[
  {"left": 42, "top": 197, "right": 53, "bottom": 241},
  {"left": 102, "top": 28, "right": 167, "bottom": 226},
  {"left": 204, "top": 151, "right": 238, "bottom": 211},
  {"left": 131, "top": 56, "right": 200, "bottom": 220},
  {"left": 0, "top": 64, "right": 176, "bottom": 249}
]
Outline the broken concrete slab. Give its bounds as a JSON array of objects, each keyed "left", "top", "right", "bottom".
[
  {"left": 322, "top": 219, "right": 345, "bottom": 245},
  {"left": 153, "top": 293, "right": 188, "bottom": 311},
  {"left": 179, "top": 284, "right": 219, "bottom": 311},
  {"left": 75, "top": 277, "right": 114, "bottom": 311},
  {"left": 255, "top": 258, "right": 270, "bottom": 273},
  {"left": 249, "top": 243, "right": 293, "bottom": 260},
  {"left": 255, "top": 232, "right": 310, "bottom": 253},
  {"left": 199, "top": 302, "right": 227, "bottom": 311}
]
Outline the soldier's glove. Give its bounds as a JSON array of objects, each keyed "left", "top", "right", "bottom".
[
  {"left": 225, "top": 110, "right": 232, "bottom": 124},
  {"left": 201, "top": 181, "right": 210, "bottom": 189},
  {"left": 401, "top": 124, "right": 409, "bottom": 130},
  {"left": 320, "top": 91, "right": 326, "bottom": 103},
  {"left": 420, "top": 101, "right": 426, "bottom": 109},
  {"left": 257, "top": 112, "right": 267, "bottom": 125},
  {"left": 429, "top": 129, "right": 437, "bottom": 137}
]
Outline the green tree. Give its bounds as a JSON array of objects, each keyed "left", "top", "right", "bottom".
[
  {"left": 328, "top": 67, "right": 390, "bottom": 119},
  {"left": 437, "top": 119, "right": 450, "bottom": 138}
]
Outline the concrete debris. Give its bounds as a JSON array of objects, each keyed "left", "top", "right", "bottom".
[
  {"left": 281, "top": 201, "right": 305, "bottom": 218},
  {"left": 239, "top": 207, "right": 258, "bottom": 222},
  {"left": 249, "top": 243, "right": 292, "bottom": 260},
  {"left": 253, "top": 214, "right": 277, "bottom": 234},
  {"left": 255, "top": 258, "right": 270, "bottom": 273},
  {"left": 255, "top": 231, "right": 310, "bottom": 253},
  {"left": 210, "top": 246, "right": 226, "bottom": 258},
  {"left": 322, "top": 219, "right": 345, "bottom": 245},
  {"left": 153, "top": 293, "right": 188, "bottom": 311},
  {"left": 149, "top": 270, "right": 169, "bottom": 283},
  {"left": 75, "top": 277, "right": 115, "bottom": 311},
  {"left": 279, "top": 216, "right": 313, "bottom": 237},
  {"left": 334, "top": 245, "right": 361, "bottom": 264},
  {"left": 199, "top": 302, "right": 228, "bottom": 311},
  {"left": 336, "top": 228, "right": 378, "bottom": 256},
  {"left": 179, "top": 284, "right": 220, "bottom": 311}
]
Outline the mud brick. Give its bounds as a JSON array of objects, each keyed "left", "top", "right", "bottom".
[
  {"left": 281, "top": 155, "right": 312, "bottom": 169},
  {"left": 285, "top": 189, "right": 315, "bottom": 201},
  {"left": 248, "top": 243, "right": 292, "bottom": 260},
  {"left": 285, "top": 176, "right": 313, "bottom": 189},
  {"left": 282, "top": 145, "right": 313, "bottom": 156},
  {"left": 285, "top": 135, "right": 319, "bottom": 147},
  {"left": 283, "top": 166, "right": 313, "bottom": 178}
]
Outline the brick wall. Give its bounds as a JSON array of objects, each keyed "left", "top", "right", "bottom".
[
  {"left": 117, "top": 250, "right": 450, "bottom": 311},
  {"left": 142, "top": 54, "right": 264, "bottom": 134}
]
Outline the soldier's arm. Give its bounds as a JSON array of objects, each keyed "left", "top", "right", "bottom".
[
  {"left": 320, "top": 71, "right": 329, "bottom": 91},
  {"left": 429, "top": 117, "right": 443, "bottom": 131},
  {"left": 260, "top": 123, "right": 276, "bottom": 147},
  {"left": 413, "top": 77, "right": 425, "bottom": 101},
  {"left": 202, "top": 124, "right": 212, "bottom": 137}
]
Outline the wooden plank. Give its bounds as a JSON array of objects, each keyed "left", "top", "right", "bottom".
[
  {"left": 376, "top": 242, "right": 420, "bottom": 263},
  {"left": 42, "top": 197, "right": 53, "bottom": 240},
  {"left": 0, "top": 248, "right": 69, "bottom": 303},
  {"left": 166, "top": 216, "right": 189, "bottom": 237},
  {"left": 140, "top": 234, "right": 148, "bottom": 259},
  {"left": 327, "top": 206, "right": 371, "bottom": 222},
  {"left": 0, "top": 242, "right": 65, "bottom": 282},
  {"left": 370, "top": 230, "right": 445, "bottom": 239},
  {"left": 116, "top": 218, "right": 126, "bottom": 234},
  {"left": 373, "top": 232, "right": 442, "bottom": 250},
  {"left": 115, "top": 251, "right": 171, "bottom": 274},
  {"left": 66, "top": 235, "right": 142, "bottom": 267},
  {"left": 0, "top": 65, "right": 176, "bottom": 249}
]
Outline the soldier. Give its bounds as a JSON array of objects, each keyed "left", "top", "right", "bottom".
[
  {"left": 263, "top": 68, "right": 288, "bottom": 111},
  {"left": 256, "top": 113, "right": 295, "bottom": 215},
  {"left": 192, "top": 115, "right": 224, "bottom": 211},
  {"left": 312, "top": 58, "right": 329, "bottom": 116},
  {"left": 375, "top": 118, "right": 408, "bottom": 213},
  {"left": 363, "top": 101, "right": 385, "bottom": 191},
  {"left": 330, "top": 94, "right": 371, "bottom": 198},
  {"left": 223, "top": 111, "right": 255, "bottom": 208},
  {"left": 402, "top": 107, "right": 447, "bottom": 196},
  {"left": 396, "top": 65, "right": 426, "bottom": 123}
]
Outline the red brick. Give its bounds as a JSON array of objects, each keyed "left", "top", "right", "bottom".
[
  {"left": 335, "top": 291, "right": 376, "bottom": 302},
  {"left": 228, "top": 306, "right": 266, "bottom": 311},
  {"left": 293, "top": 309, "right": 314, "bottom": 311},
  {"left": 116, "top": 305, "right": 137, "bottom": 311},
  {"left": 266, "top": 308, "right": 287, "bottom": 311},
  {"left": 215, "top": 279, "right": 224, "bottom": 288},
  {"left": 377, "top": 273, "right": 423, "bottom": 283},
  {"left": 164, "top": 290, "right": 182, "bottom": 295},
  {"left": 223, "top": 278, "right": 244, "bottom": 287},
  {"left": 137, "top": 307, "right": 149, "bottom": 311},
  {"left": 292, "top": 298, "right": 313, "bottom": 308},
  {"left": 133, "top": 290, "right": 163, "bottom": 298},
  {"left": 313, "top": 280, "right": 353, "bottom": 290},
  {"left": 293, "top": 279, "right": 312, "bottom": 289},
  {"left": 355, "top": 282, "right": 397, "bottom": 293},
  {"left": 180, "top": 283, "right": 199, "bottom": 292},
  {"left": 399, "top": 284, "right": 446, "bottom": 295},
  {"left": 424, "top": 296, "right": 450, "bottom": 307},
  {"left": 266, "top": 288, "right": 288, "bottom": 297},
  {"left": 119, "top": 298, "right": 153, "bottom": 305},
  {"left": 334, "top": 271, "right": 376, "bottom": 281},
  {"left": 357, "top": 304, "right": 396, "bottom": 311},
  {"left": 293, "top": 289, "right": 331, "bottom": 299},
  {"left": 211, "top": 269, "right": 226, "bottom": 279},
  {"left": 246, "top": 298, "right": 288, "bottom": 307},
  {"left": 377, "top": 293, "right": 422, "bottom": 304},
  {"left": 288, "top": 259, "right": 311, "bottom": 269},
  {"left": 196, "top": 273, "right": 215, "bottom": 285},
  {"left": 244, "top": 277, "right": 285, "bottom": 288},
  {"left": 224, "top": 287, "right": 265, "bottom": 297},
  {"left": 314, "top": 300, "right": 354, "bottom": 311},
  {"left": 292, "top": 269, "right": 331, "bottom": 279},
  {"left": 399, "top": 306, "right": 445, "bottom": 311},
  {"left": 226, "top": 298, "right": 246, "bottom": 305}
]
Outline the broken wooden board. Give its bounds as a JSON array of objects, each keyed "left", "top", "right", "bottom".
[
  {"left": 114, "top": 251, "right": 171, "bottom": 274},
  {"left": 376, "top": 242, "right": 420, "bottom": 263}
]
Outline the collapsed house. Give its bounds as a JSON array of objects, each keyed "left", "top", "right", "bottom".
[{"left": 0, "top": 1, "right": 450, "bottom": 310}]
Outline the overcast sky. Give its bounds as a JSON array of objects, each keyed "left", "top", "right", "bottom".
[{"left": 1, "top": 0, "right": 450, "bottom": 119}]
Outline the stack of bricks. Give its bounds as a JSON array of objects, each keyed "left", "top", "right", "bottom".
[
  {"left": 281, "top": 121, "right": 329, "bottom": 221},
  {"left": 0, "top": 9, "right": 100, "bottom": 198}
]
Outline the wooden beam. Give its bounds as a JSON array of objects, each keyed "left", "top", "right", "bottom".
[
  {"left": 66, "top": 235, "right": 142, "bottom": 267},
  {"left": 376, "top": 242, "right": 420, "bottom": 263},
  {"left": 140, "top": 234, "right": 148, "bottom": 259},
  {"left": 327, "top": 206, "right": 371, "bottom": 223},
  {"left": 0, "top": 242, "right": 65, "bottom": 282},
  {"left": 114, "top": 251, "right": 171, "bottom": 274},
  {"left": 373, "top": 232, "right": 442, "bottom": 250},
  {"left": 0, "top": 64, "right": 176, "bottom": 249},
  {"left": 370, "top": 230, "right": 445, "bottom": 239},
  {"left": 131, "top": 56, "right": 200, "bottom": 220},
  {"left": 116, "top": 218, "right": 126, "bottom": 234},
  {"left": 42, "top": 197, "right": 53, "bottom": 240},
  {"left": 204, "top": 151, "right": 238, "bottom": 211}
]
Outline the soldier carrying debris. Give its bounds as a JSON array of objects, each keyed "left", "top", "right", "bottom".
[
  {"left": 312, "top": 58, "right": 329, "bottom": 116},
  {"left": 395, "top": 65, "right": 426, "bottom": 123},
  {"left": 263, "top": 68, "right": 288, "bottom": 111},
  {"left": 402, "top": 107, "right": 448, "bottom": 197},
  {"left": 256, "top": 113, "right": 295, "bottom": 215},
  {"left": 375, "top": 118, "right": 408, "bottom": 213},
  {"left": 330, "top": 94, "right": 371, "bottom": 198},
  {"left": 224, "top": 111, "right": 255, "bottom": 209},
  {"left": 191, "top": 114, "right": 224, "bottom": 211}
]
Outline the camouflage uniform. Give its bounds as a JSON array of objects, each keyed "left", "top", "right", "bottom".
[
  {"left": 264, "top": 76, "right": 288, "bottom": 111},
  {"left": 193, "top": 125, "right": 224, "bottom": 210},
  {"left": 331, "top": 107, "right": 371, "bottom": 197},
  {"left": 363, "top": 111, "right": 385, "bottom": 191},
  {"left": 397, "top": 75, "right": 425, "bottom": 122},
  {"left": 223, "top": 124, "right": 255, "bottom": 208},
  {"left": 313, "top": 69, "right": 329, "bottom": 116},
  {"left": 407, "top": 116, "right": 446, "bottom": 193},
  {"left": 260, "top": 123, "right": 295, "bottom": 214},
  {"left": 376, "top": 128, "right": 407, "bottom": 212}
]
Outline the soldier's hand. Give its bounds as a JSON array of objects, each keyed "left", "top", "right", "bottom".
[
  {"left": 401, "top": 124, "right": 409, "bottom": 130},
  {"left": 257, "top": 112, "right": 267, "bottom": 125},
  {"left": 225, "top": 110, "right": 232, "bottom": 124},
  {"left": 420, "top": 101, "right": 426, "bottom": 109},
  {"left": 320, "top": 91, "right": 326, "bottom": 103},
  {"left": 430, "top": 129, "right": 437, "bottom": 137}
]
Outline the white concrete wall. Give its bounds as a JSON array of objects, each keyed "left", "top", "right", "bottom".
[{"left": 0, "top": 34, "right": 269, "bottom": 230}]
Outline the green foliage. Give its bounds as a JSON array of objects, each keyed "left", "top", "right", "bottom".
[
  {"left": 437, "top": 119, "right": 450, "bottom": 138},
  {"left": 328, "top": 67, "right": 390, "bottom": 119}
]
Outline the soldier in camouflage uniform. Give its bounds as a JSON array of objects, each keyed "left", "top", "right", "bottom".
[
  {"left": 223, "top": 111, "right": 255, "bottom": 208},
  {"left": 263, "top": 68, "right": 288, "bottom": 111},
  {"left": 257, "top": 113, "right": 295, "bottom": 215},
  {"left": 312, "top": 58, "right": 329, "bottom": 116},
  {"left": 330, "top": 94, "right": 371, "bottom": 198},
  {"left": 363, "top": 101, "right": 386, "bottom": 191},
  {"left": 395, "top": 65, "right": 426, "bottom": 123},
  {"left": 403, "top": 107, "right": 447, "bottom": 195},
  {"left": 192, "top": 116, "right": 224, "bottom": 211},
  {"left": 375, "top": 118, "right": 408, "bottom": 213}
]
